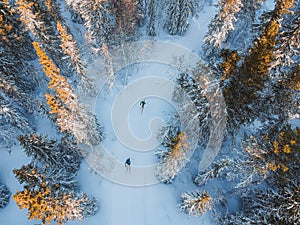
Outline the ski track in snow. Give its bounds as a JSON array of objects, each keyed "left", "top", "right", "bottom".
[{"left": 82, "top": 60, "right": 213, "bottom": 225}]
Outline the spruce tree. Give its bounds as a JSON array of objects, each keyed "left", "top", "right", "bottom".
[
  {"left": 15, "top": 0, "right": 71, "bottom": 75},
  {"left": 14, "top": 185, "right": 87, "bottom": 225},
  {"left": 0, "top": 95, "right": 34, "bottom": 147},
  {"left": 13, "top": 134, "right": 98, "bottom": 224}
]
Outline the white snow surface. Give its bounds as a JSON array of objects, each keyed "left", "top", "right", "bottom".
[{"left": 0, "top": 3, "right": 218, "bottom": 225}]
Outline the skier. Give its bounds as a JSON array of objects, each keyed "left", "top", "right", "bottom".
[
  {"left": 125, "top": 157, "right": 131, "bottom": 173},
  {"left": 140, "top": 99, "right": 146, "bottom": 114}
]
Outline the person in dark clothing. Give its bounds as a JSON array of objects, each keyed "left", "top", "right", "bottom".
[
  {"left": 125, "top": 157, "right": 131, "bottom": 167},
  {"left": 125, "top": 157, "right": 131, "bottom": 173},
  {"left": 140, "top": 100, "right": 146, "bottom": 114}
]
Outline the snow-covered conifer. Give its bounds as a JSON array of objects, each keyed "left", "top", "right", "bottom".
[
  {"left": 66, "top": 0, "right": 115, "bottom": 48},
  {"left": 221, "top": 185, "right": 300, "bottom": 224},
  {"left": 146, "top": 0, "right": 156, "bottom": 36},
  {"left": 194, "top": 159, "right": 230, "bottom": 186},
  {"left": 80, "top": 195, "right": 99, "bottom": 217},
  {"left": 33, "top": 41, "right": 102, "bottom": 145},
  {"left": 14, "top": 186, "right": 88, "bottom": 225},
  {"left": 56, "top": 21, "right": 96, "bottom": 96},
  {"left": 14, "top": 133, "right": 98, "bottom": 224},
  {"left": 271, "top": 1, "right": 299, "bottom": 76},
  {"left": 0, "top": 95, "right": 35, "bottom": 147},
  {"left": 155, "top": 132, "right": 190, "bottom": 183},
  {"left": 0, "top": 0, "right": 34, "bottom": 60},
  {"left": 175, "top": 72, "right": 211, "bottom": 145},
  {"left": 222, "top": 12, "right": 283, "bottom": 132},
  {"left": 0, "top": 184, "right": 11, "bottom": 208},
  {"left": 16, "top": 0, "right": 71, "bottom": 75},
  {"left": 202, "top": 0, "right": 243, "bottom": 60},
  {"left": 180, "top": 190, "right": 213, "bottom": 216},
  {"left": 16, "top": 134, "right": 82, "bottom": 191},
  {"left": 225, "top": 0, "right": 266, "bottom": 54},
  {"left": 164, "top": 0, "right": 196, "bottom": 35}
]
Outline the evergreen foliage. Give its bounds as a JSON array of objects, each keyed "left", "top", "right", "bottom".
[
  {"left": 13, "top": 134, "right": 98, "bottom": 225},
  {"left": 0, "top": 184, "right": 11, "bottom": 208},
  {"left": 180, "top": 190, "right": 213, "bottom": 216},
  {"left": 156, "top": 131, "right": 190, "bottom": 183},
  {"left": 194, "top": 159, "right": 230, "bottom": 187},
  {"left": 220, "top": 0, "right": 296, "bottom": 133},
  {"left": 203, "top": 0, "right": 243, "bottom": 60},
  {"left": 33, "top": 41, "right": 102, "bottom": 145},
  {"left": 164, "top": 0, "right": 197, "bottom": 36},
  {"left": 221, "top": 124, "right": 300, "bottom": 224}
]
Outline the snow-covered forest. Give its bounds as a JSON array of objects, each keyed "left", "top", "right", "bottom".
[{"left": 0, "top": 0, "right": 299, "bottom": 224}]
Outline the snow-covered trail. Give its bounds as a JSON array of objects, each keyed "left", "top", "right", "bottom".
[
  {"left": 77, "top": 61, "right": 212, "bottom": 225},
  {"left": 78, "top": 7, "right": 218, "bottom": 224}
]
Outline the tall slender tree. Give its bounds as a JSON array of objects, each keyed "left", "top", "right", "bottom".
[{"left": 33, "top": 41, "right": 102, "bottom": 145}]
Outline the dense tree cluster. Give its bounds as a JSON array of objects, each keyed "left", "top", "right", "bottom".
[
  {"left": 13, "top": 134, "right": 98, "bottom": 225},
  {"left": 0, "top": 0, "right": 299, "bottom": 224},
  {"left": 219, "top": 123, "right": 300, "bottom": 224},
  {"left": 217, "top": 0, "right": 297, "bottom": 133}
]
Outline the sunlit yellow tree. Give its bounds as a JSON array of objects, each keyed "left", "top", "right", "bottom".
[
  {"left": 156, "top": 132, "right": 190, "bottom": 183},
  {"left": 14, "top": 185, "right": 86, "bottom": 225},
  {"left": 33, "top": 41, "right": 101, "bottom": 145}
]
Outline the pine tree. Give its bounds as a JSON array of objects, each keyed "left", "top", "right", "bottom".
[
  {"left": 202, "top": 0, "right": 243, "bottom": 60},
  {"left": 66, "top": 0, "right": 115, "bottom": 48},
  {"left": 0, "top": 184, "right": 11, "bottom": 208},
  {"left": 155, "top": 132, "right": 190, "bottom": 183},
  {"left": 33, "top": 41, "right": 102, "bottom": 145},
  {"left": 16, "top": 0, "right": 71, "bottom": 75},
  {"left": 194, "top": 159, "right": 230, "bottom": 186},
  {"left": 56, "top": 21, "right": 96, "bottom": 96},
  {"left": 14, "top": 185, "right": 87, "bottom": 225},
  {"left": 180, "top": 190, "right": 213, "bottom": 216},
  {"left": 0, "top": 94, "right": 35, "bottom": 147}
]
